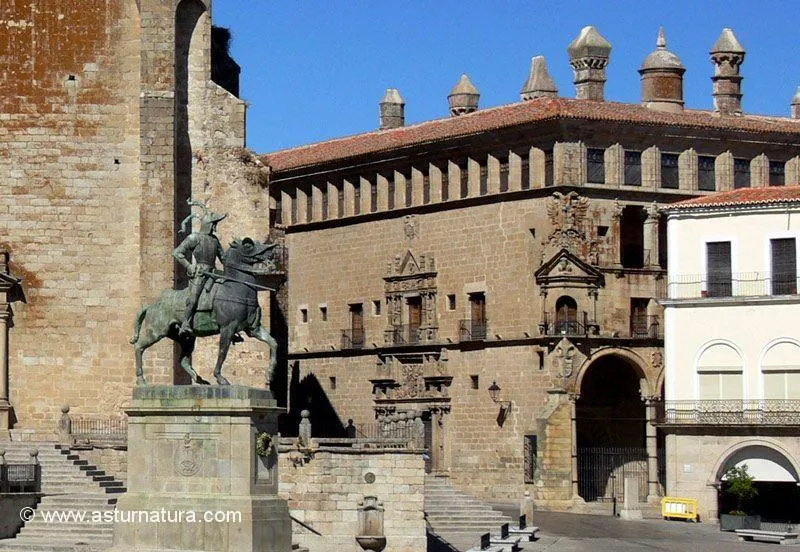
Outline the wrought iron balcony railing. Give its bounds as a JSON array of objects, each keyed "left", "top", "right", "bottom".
[
  {"left": 71, "top": 417, "right": 128, "bottom": 443},
  {"left": 459, "top": 319, "right": 487, "bottom": 341},
  {"left": 1, "top": 463, "right": 40, "bottom": 493},
  {"left": 383, "top": 324, "right": 422, "bottom": 346},
  {"left": 539, "top": 312, "right": 598, "bottom": 337},
  {"left": 630, "top": 315, "right": 662, "bottom": 338},
  {"left": 667, "top": 273, "right": 799, "bottom": 300},
  {"left": 657, "top": 399, "right": 800, "bottom": 425},
  {"left": 340, "top": 329, "right": 365, "bottom": 350}
]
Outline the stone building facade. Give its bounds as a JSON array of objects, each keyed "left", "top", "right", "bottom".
[
  {"left": 263, "top": 27, "right": 800, "bottom": 510},
  {"left": 0, "top": 1, "right": 272, "bottom": 438}
]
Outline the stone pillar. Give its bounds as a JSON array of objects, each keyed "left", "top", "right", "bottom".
[
  {"left": 508, "top": 152, "right": 522, "bottom": 192},
  {"left": 715, "top": 152, "right": 734, "bottom": 192},
  {"left": 0, "top": 305, "right": 10, "bottom": 440},
  {"left": 280, "top": 190, "right": 292, "bottom": 226},
  {"left": 605, "top": 144, "right": 625, "bottom": 186},
  {"left": 678, "top": 149, "right": 698, "bottom": 191},
  {"left": 411, "top": 168, "right": 424, "bottom": 206},
  {"left": 644, "top": 398, "right": 660, "bottom": 502},
  {"left": 644, "top": 203, "right": 660, "bottom": 269},
  {"left": 376, "top": 174, "right": 390, "bottom": 211},
  {"left": 569, "top": 394, "right": 579, "bottom": 499},
  {"left": 468, "top": 158, "right": 481, "bottom": 197},
  {"left": 311, "top": 184, "right": 323, "bottom": 222},
  {"left": 394, "top": 170, "right": 407, "bottom": 208},
  {"left": 429, "top": 164, "right": 443, "bottom": 203},
  {"left": 487, "top": 154, "right": 501, "bottom": 195},
  {"left": 530, "top": 148, "right": 545, "bottom": 189},
  {"left": 554, "top": 142, "right": 587, "bottom": 186},
  {"left": 326, "top": 181, "right": 339, "bottom": 219},
  {"left": 642, "top": 146, "right": 660, "bottom": 189},
  {"left": 610, "top": 200, "right": 623, "bottom": 269},
  {"left": 295, "top": 188, "right": 308, "bottom": 224},
  {"left": 750, "top": 154, "right": 769, "bottom": 188},
  {"left": 113, "top": 386, "right": 290, "bottom": 552},
  {"left": 447, "top": 161, "right": 460, "bottom": 201},
  {"left": 360, "top": 177, "right": 372, "bottom": 214},
  {"left": 787, "top": 156, "right": 800, "bottom": 186},
  {"left": 343, "top": 178, "right": 356, "bottom": 217}
]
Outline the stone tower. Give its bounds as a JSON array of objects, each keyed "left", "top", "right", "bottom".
[
  {"left": 567, "top": 25, "right": 611, "bottom": 101},
  {"left": 639, "top": 28, "right": 685, "bottom": 113},
  {"left": 710, "top": 28, "right": 745, "bottom": 115},
  {"left": 448, "top": 74, "right": 480, "bottom": 116},
  {"left": 520, "top": 56, "right": 558, "bottom": 100},
  {"left": 379, "top": 88, "right": 405, "bottom": 129}
]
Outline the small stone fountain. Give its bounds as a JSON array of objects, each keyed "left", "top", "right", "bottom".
[{"left": 355, "top": 496, "right": 386, "bottom": 551}]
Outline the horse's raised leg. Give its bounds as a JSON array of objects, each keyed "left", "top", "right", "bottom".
[
  {"left": 178, "top": 336, "right": 199, "bottom": 384},
  {"left": 246, "top": 325, "right": 278, "bottom": 385},
  {"left": 213, "top": 326, "right": 235, "bottom": 386}
]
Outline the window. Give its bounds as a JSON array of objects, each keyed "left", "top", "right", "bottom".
[
  {"left": 771, "top": 238, "right": 797, "bottom": 295},
  {"left": 555, "top": 296, "right": 578, "bottom": 334},
  {"left": 387, "top": 174, "right": 396, "bottom": 210},
  {"left": 407, "top": 296, "right": 422, "bottom": 344},
  {"left": 698, "top": 156, "right": 716, "bottom": 191},
  {"left": 706, "top": 241, "right": 732, "bottom": 297},
  {"left": 422, "top": 171, "right": 430, "bottom": 204},
  {"left": 624, "top": 151, "right": 642, "bottom": 186},
  {"left": 697, "top": 343, "right": 743, "bottom": 400},
  {"left": 319, "top": 305, "right": 328, "bottom": 322},
  {"left": 305, "top": 187, "right": 313, "bottom": 220},
  {"left": 630, "top": 298, "right": 650, "bottom": 337},
  {"left": 661, "top": 153, "right": 679, "bottom": 189},
  {"left": 459, "top": 160, "right": 469, "bottom": 198},
  {"left": 447, "top": 294, "right": 456, "bottom": 311},
  {"left": 770, "top": 161, "right": 786, "bottom": 187},
  {"left": 468, "top": 292, "right": 487, "bottom": 340},
  {"left": 353, "top": 182, "right": 361, "bottom": 215},
  {"left": 520, "top": 157, "right": 530, "bottom": 190},
  {"left": 372, "top": 299, "right": 382, "bottom": 316},
  {"left": 587, "top": 148, "right": 605, "bottom": 184},
  {"left": 499, "top": 159, "right": 509, "bottom": 192},
  {"left": 369, "top": 178, "right": 377, "bottom": 212},
  {"left": 762, "top": 342, "right": 800, "bottom": 399},
  {"left": 300, "top": 308, "right": 308, "bottom": 324},
  {"left": 523, "top": 435, "right": 538, "bottom": 483},
  {"left": 620, "top": 206, "right": 645, "bottom": 268},
  {"left": 597, "top": 225, "right": 609, "bottom": 237},
  {"left": 329, "top": 376, "right": 337, "bottom": 390},
  {"left": 347, "top": 304, "right": 364, "bottom": 349},
  {"left": 336, "top": 179, "right": 344, "bottom": 216},
  {"left": 733, "top": 158, "right": 750, "bottom": 189},
  {"left": 321, "top": 186, "right": 328, "bottom": 220},
  {"left": 479, "top": 164, "right": 488, "bottom": 195},
  {"left": 403, "top": 168, "right": 412, "bottom": 207},
  {"left": 439, "top": 164, "right": 449, "bottom": 201},
  {"left": 470, "top": 375, "right": 479, "bottom": 389},
  {"left": 544, "top": 151, "right": 553, "bottom": 187}
]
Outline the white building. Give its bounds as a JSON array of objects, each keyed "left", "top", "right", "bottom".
[{"left": 661, "top": 186, "right": 800, "bottom": 523}]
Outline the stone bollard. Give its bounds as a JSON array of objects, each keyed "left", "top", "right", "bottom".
[
  {"left": 298, "top": 409, "right": 312, "bottom": 448},
  {"left": 59, "top": 405, "right": 73, "bottom": 447},
  {"left": 29, "top": 448, "right": 39, "bottom": 465},
  {"left": 619, "top": 477, "right": 643, "bottom": 520},
  {"left": 520, "top": 490, "right": 534, "bottom": 522}
]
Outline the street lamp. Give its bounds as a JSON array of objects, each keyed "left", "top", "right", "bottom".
[{"left": 488, "top": 381, "right": 512, "bottom": 424}]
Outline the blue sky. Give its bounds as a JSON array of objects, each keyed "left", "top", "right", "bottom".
[{"left": 212, "top": 1, "right": 799, "bottom": 154}]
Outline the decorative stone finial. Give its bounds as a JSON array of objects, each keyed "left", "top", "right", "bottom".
[
  {"left": 791, "top": 87, "right": 800, "bottom": 119},
  {"left": 298, "top": 409, "right": 312, "bottom": 447},
  {"left": 520, "top": 56, "right": 558, "bottom": 101},
  {"left": 567, "top": 26, "right": 612, "bottom": 101},
  {"left": 710, "top": 28, "right": 745, "bottom": 115},
  {"left": 448, "top": 74, "right": 480, "bottom": 116},
  {"left": 379, "top": 88, "right": 405, "bottom": 130},
  {"left": 639, "top": 27, "right": 685, "bottom": 113}
]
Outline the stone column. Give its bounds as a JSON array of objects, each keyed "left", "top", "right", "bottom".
[
  {"left": 554, "top": 141, "right": 587, "bottom": 186},
  {"left": 786, "top": 156, "right": 800, "bottom": 186},
  {"left": 280, "top": 191, "right": 292, "bottom": 226},
  {"left": 311, "top": 184, "right": 323, "bottom": 222},
  {"left": 530, "top": 148, "right": 545, "bottom": 188},
  {"left": 447, "top": 161, "right": 460, "bottom": 200},
  {"left": 644, "top": 203, "right": 660, "bottom": 269},
  {"left": 678, "top": 148, "right": 698, "bottom": 191},
  {"left": 360, "top": 177, "right": 372, "bottom": 214},
  {"left": 295, "top": 187, "right": 308, "bottom": 224},
  {"left": 569, "top": 394, "right": 580, "bottom": 499},
  {"left": 715, "top": 151, "right": 734, "bottom": 192},
  {"left": 610, "top": 200, "right": 623, "bottom": 268},
  {"left": 605, "top": 144, "right": 625, "bottom": 186},
  {"left": 376, "top": 174, "right": 390, "bottom": 211},
  {"left": 411, "top": 168, "right": 424, "bottom": 206},
  {"left": 468, "top": 158, "right": 481, "bottom": 197},
  {"left": 508, "top": 151, "right": 522, "bottom": 192},
  {"left": 393, "top": 170, "right": 407, "bottom": 208},
  {"left": 326, "top": 181, "right": 340, "bottom": 219},
  {"left": 642, "top": 146, "right": 660, "bottom": 189},
  {"left": 644, "top": 397, "right": 661, "bottom": 502},
  {"left": 750, "top": 154, "right": 769, "bottom": 188},
  {"left": 0, "top": 304, "right": 9, "bottom": 440},
  {"left": 487, "top": 154, "right": 501, "bottom": 195},
  {"left": 429, "top": 164, "right": 443, "bottom": 203},
  {"left": 343, "top": 178, "right": 356, "bottom": 217}
]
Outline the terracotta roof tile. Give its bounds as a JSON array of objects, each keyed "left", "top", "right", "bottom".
[
  {"left": 262, "top": 97, "right": 800, "bottom": 173},
  {"left": 667, "top": 185, "right": 800, "bottom": 209}
]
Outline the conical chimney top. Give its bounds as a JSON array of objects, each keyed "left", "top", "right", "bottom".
[
  {"left": 448, "top": 74, "right": 480, "bottom": 116},
  {"left": 520, "top": 56, "right": 558, "bottom": 101}
]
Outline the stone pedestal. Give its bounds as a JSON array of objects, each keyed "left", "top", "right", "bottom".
[{"left": 112, "top": 385, "right": 290, "bottom": 552}]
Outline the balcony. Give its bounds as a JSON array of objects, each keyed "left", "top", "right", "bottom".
[
  {"left": 539, "top": 312, "right": 598, "bottom": 337},
  {"left": 384, "top": 324, "right": 422, "bottom": 346},
  {"left": 459, "top": 319, "right": 487, "bottom": 341},
  {"left": 657, "top": 400, "right": 800, "bottom": 426},
  {"left": 667, "top": 272, "right": 799, "bottom": 300},
  {"left": 340, "top": 329, "right": 365, "bottom": 350},
  {"left": 630, "top": 315, "right": 662, "bottom": 339}
]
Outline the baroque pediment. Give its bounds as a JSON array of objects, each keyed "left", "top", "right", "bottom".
[
  {"left": 535, "top": 249, "right": 604, "bottom": 288},
  {"left": 385, "top": 250, "right": 436, "bottom": 281}
]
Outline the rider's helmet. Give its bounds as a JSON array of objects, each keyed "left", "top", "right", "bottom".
[{"left": 200, "top": 211, "right": 227, "bottom": 234}]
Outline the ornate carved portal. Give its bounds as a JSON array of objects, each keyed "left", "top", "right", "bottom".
[
  {"left": 384, "top": 250, "right": 438, "bottom": 345},
  {"left": 371, "top": 350, "right": 452, "bottom": 473}
]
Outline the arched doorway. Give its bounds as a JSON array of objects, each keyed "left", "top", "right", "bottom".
[
  {"left": 555, "top": 295, "right": 578, "bottom": 334},
  {"left": 717, "top": 445, "right": 800, "bottom": 522},
  {"left": 576, "top": 354, "right": 647, "bottom": 503}
]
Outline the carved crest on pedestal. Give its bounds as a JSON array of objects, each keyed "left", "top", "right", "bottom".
[{"left": 176, "top": 432, "right": 202, "bottom": 477}]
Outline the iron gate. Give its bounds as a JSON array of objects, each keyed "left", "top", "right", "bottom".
[{"left": 577, "top": 447, "right": 648, "bottom": 502}]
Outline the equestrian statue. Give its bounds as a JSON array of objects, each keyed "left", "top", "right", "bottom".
[{"left": 130, "top": 199, "right": 278, "bottom": 386}]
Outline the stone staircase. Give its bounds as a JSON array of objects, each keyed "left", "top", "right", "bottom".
[
  {"left": 0, "top": 442, "right": 125, "bottom": 551},
  {"left": 424, "top": 474, "right": 514, "bottom": 551}
]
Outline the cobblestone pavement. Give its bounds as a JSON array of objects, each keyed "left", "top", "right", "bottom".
[{"left": 514, "top": 511, "right": 776, "bottom": 552}]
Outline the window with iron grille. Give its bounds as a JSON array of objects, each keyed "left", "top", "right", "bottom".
[
  {"left": 698, "top": 156, "right": 716, "bottom": 191},
  {"left": 499, "top": 160, "right": 509, "bottom": 192},
  {"left": 771, "top": 238, "right": 797, "bottom": 295},
  {"left": 624, "top": 151, "right": 641, "bottom": 186},
  {"left": 770, "top": 161, "right": 786, "bottom": 187},
  {"left": 733, "top": 158, "right": 750, "bottom": 189},
  {"left": 520, "top": 158, "right": 530, "bottom": 190},
  {"left": 544, "top": 151, "right": 553, "bottom": 186},
  {"left": 274, "top": 195, "right": 282, "bottom": 225},
  {"left": 661, "top": 153, "right": 679, "bottom": 189},
  {"left": 524, "top": 435, "right": 538, "bottom": 483},
  {"left": 587, "top": 148, "right": 605, "bottom": 184},
  {"left": 706, "top": 241, "right": 732, "bottom": 297}
]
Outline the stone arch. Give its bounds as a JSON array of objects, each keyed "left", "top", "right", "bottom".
[
  {"left": 575, "top": 346, "right": 650, "bottom": 397},
  {"left": 710, "top": 439, "right": 800, "bottom": 485}
]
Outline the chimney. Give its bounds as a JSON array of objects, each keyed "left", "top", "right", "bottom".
[
  {"left": 792, "top": 87, "right": 800, "bottom": 119},
  {"left": 448, "top": 74, "right": 480, "bottom": 116},
  {"left": 379, "top": 88, "right": 405, "bottom": 129},
  {"left": 639, "top": 27, "right": 685, "bottom": 113},
  {"left": 520, "top": 56, "right": 558, "bottom": 101},
  {"left": 567, "top": 25, "right": 611, "bottom": 101},
  {"left": 710, "top": 28, "right": 745, "bottom": 115}
]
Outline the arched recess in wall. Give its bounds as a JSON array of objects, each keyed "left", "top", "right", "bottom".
[
  {"left": 760, "top": 339, "right": 800, "bottom": 400},
  {"left": 554, "top": 295, "right": 578, "bottom": 334},
  {"left": 174, "top": 0, "right": 208, "bottom": 279},
  {"left": 695, "top": 341, "right": 744, "bottom": 400}
]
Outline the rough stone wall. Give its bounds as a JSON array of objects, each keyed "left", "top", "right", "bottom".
[
  {"left": 0, "top": 1, "right": 142, "bottom": 428},
  {"left": 278, "top": 447, "right": 426, "bottom": 552}
]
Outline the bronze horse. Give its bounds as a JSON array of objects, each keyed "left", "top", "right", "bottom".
[{"left": 130, "top": 238, "right": 277, "bottom": 385}]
